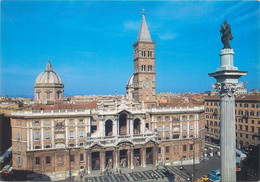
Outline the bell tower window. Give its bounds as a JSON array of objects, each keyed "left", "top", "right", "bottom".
[
  {"left": 148, "top": 51, "right": 152, "bottom": 57},
  {"left": 142, "top": 51, "right": 146, "bottom": 57},
  {"left": 141, "top": 65, "right": 146, "bottom": 71},
  {"left": 148, "top": 65, "right": 152, "bottom": 71}
]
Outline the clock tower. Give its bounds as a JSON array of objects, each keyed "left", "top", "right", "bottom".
[{"left": 132, "top": 10, "right": 156, "bottom": 106}]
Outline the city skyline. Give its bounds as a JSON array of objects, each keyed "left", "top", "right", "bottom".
[{"left": 1, "top": 1, "right": 259, "bottom": 98}]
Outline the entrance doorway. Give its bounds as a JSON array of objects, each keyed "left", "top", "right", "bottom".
[
  {"left": 146, "top": 147, "right": 153, "bottom": 165},
  {"left": 134, "top": 149, "right": 141, "bottom": 166},
  {"left": 120, "top": 150, "right": 128, "bottom": 167},
  {"left": 91, "top": 152, "right": 100, "bottom": 170},
  {"left": 105, "top": 151, "right": 113, "bottom": 168}
]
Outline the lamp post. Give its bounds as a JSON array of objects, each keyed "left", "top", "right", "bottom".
[{"left": 193, "top": 137, "right": 195, "bottom": 181}]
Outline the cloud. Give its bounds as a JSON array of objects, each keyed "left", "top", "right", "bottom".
[
  {"left": 218, "top": 1, "right": 249, "bottom": 21},
  {"left": 234, "top": 9, "right": 259, "bottom": 23},
  {"left": 159, "top": 33, "right": 178, "bottom": 40},
  {"left": 124, "top": 20, "right": 140, "bottom": 31},
  {"left": 74, "top": 51, "right": 92, "bottom": 56}
]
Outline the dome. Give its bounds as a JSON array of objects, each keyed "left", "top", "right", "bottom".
[
  {"left": 126, "top": 74, "right": 134, "bottom": 86},
  {"left": 35, "top": 60, "right": 63, "bottom": 85}
]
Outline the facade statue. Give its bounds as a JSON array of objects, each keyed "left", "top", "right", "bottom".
[{"left": 220, "top": 20, "right": 233, "bottom": 49}]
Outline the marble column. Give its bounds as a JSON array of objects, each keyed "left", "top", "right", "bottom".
[
  {"left": 87, "top": 150, "right": 92, "bottom": 173},
  {"left": 209, "top": 48, "right": 247, "bottom": 182},
  {"left": 130, "top": 148, "right": 134, "bottom": 169},
  {"left": 141, "top": 146, "right": 146, "bottom": 167}
]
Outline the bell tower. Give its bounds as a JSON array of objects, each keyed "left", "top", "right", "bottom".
[{"left": 132, "top": 10, "right": 156, "bottom": 106}]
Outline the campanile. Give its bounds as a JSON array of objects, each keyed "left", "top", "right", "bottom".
[{"left": 132, "top": 10, "right": 156, "bottom": 106}]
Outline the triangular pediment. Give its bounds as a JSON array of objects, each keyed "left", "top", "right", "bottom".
[
  {"left": 117, "top": 109, "right": 132, "bottom": 115},
  {"left": 88, "top": 142, "right": 105, "bottom": 149}
]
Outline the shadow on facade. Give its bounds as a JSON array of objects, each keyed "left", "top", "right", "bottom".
[{"left": 1, "top": 170, "right": 51, "bottom": 181}]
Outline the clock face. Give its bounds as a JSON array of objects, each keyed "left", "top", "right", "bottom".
[{"left": 143, "top": 81, "right": 151, "bottom": 89}]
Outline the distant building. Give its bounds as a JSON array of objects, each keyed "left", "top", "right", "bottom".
[
  {"left": 204, "top": 94, "right": 260, "bottom": 148},
  {"left": 34, "top": 60, "right": 64, "bottom": 103}
]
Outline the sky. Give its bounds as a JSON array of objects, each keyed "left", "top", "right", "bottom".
[{"left": 1, "top": 1, "right": 259, "bottom": 98}]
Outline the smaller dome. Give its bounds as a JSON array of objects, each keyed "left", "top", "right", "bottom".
[
  {"left": 126, "top": 74, "right": 134, "bottom": 86},
  {"left": 35, "top": 60, "right": 63, "bottom": 85}
]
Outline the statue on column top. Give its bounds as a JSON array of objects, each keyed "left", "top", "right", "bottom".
[{"left": 220, "top": 20, "right": 233, "bottom": 49}]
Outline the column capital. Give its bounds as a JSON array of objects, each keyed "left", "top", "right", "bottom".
[{"left": 212, "top": 82, "right": 243, "bottom": 98}]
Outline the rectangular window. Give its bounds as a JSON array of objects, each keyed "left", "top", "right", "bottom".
[
  {"left": 45, "top": 120, "right": 50, "bottom": 125},
  {"left": 251, "top": 126, "right": 255, "bottom": 132},
  {"left": 69, "top": 131, "right": 74, "bottom": 138},
  {"left": 158, "top": 147, "right": 161, "bottom": 154},
  {"left": 245, "top": 126, "right": 248, "bottom": 131},
  {"left": 17, "top": 145, "right": 21, "bottom": 151},
  {"left": 190, "top": 144, "right": 193, "bottom": 151},
  {"left": 45, "top": 132, "right": 50, "bottom": 139},
  {"left": 157, "top": 126, "right": 162, "bottom": 132},
  {"left": 183, "top": 125, "right": 187, "bottom": 131},
  {"left": 80, "top": 154, "right": 84, "bottom": 161},
  {"left": 17, "top": 120, "right": 21, "bottom": 125},
  {"left": 190, "top": 124, "right": 194, "bottom": 131},
  {"left": 141, "top": 65, "right": 146, "bottom": 71},
  {"left": 17, "top": 132, "right": 21, "bottom": 140},
  {"left": 183, "top": 145, "right": 187, "bottom": 152},
  {"left": 46, "top": 156, "right": 51, "bottom": 164},
  {"left": 79, "top": 130, "right": 84, "bottom": 138},
  {"left": 79, "top": 119, "right": 84, "bottom": 122},
  {"left": 36, "top": 157, "right": 40, "bottom": 165},
  {"left": 251, "top": 104, "right": 255, "bottom": 108},
  {"left": 79, "top": 143, "right": 84, "bottom": 146},
  {"left": 35, "top": 146, "right": 40, "bottom": 149},
  {"left": 165, "top": 126, "right": 170, "bottom": 132},
  {"left": 46, "top": 93, "right": 50, "bottom": 100},
  {"left": 240, "top": 133, "right": 242, "bottom": 137},
  {"left": 252, "top": 120, "right": 254, "bottom": 124},
  {"left": 34, "top": 132, "right": 40, "bottom": 140},
  {"left": 70, "top": 155, "right": 74, "bottom": 162},
  {"left": 37, "top": 93, "right": 40, "bottom": 99},
  {"left": 166, "top": 146, "right": 169, "bottom": 153},
  {"left": 33, "top": 121, "right": 40, "bottom": 124},
  {"left": 239, "top": 125, "right": 242, "bottom": 131}
]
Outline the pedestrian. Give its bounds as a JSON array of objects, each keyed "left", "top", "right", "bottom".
[{"left": 141, "top": 176, "right": 143, "bottom": 181}]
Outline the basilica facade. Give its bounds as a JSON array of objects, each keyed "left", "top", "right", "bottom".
[{"left": 10, "top": 12, "right": 205, "bottom": 177}]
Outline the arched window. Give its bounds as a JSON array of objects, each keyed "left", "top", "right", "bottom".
[
  {"left": 105, "top": 120, "right": 113, "bottom": 136},
  {"left": 133, "top": 118, "right": 141, "bottom": 134}
]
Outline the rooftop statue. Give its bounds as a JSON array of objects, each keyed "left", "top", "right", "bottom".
[{"left": 220, "top": 20, "right": 233, "bottom": 49}]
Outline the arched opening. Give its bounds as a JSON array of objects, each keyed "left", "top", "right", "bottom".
[
  {"left": 133, "top": 118, "right": 141, "bottom": 134},
  {"left": 119, "top": 113, "right": 127, "bottom": 135},
  {"left": 105, "top": 120, "right": 113, "bottom": 136}
]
